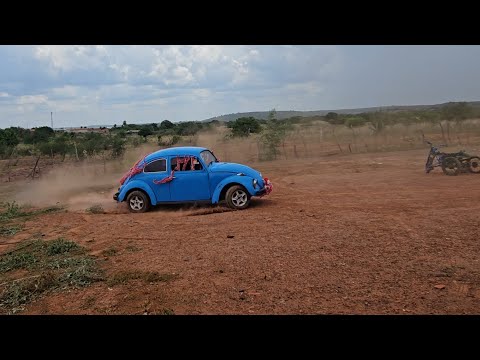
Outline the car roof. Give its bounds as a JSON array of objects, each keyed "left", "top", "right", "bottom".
[{"left": 144, "top": 146, "right": 208, "bottom": 162}]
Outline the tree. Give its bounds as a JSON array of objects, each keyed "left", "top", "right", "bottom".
[
  {"left": 442, "top": 102, "right": 473, "bottom": 124},
  {"left": 24, "top": 126, "right": 54, "bottom": 144},
  {"left": 160, "top": 120, "right": 175, "bottom": 129},
  {"left": 109, "top": 134, "right": 126, "bottom": 158},
  {"left": 261, "top": 109, "right": 291, "bottom": 160},
  {"left": 324, "top": 112, "right": 344, "bottom": 125},
  {"left": 344, "top": 116, "right": 368, "bottom": 128},
  {"left": 0, "top": 128, "right": 20, "bottom": 147},
  {"left": 229, "top": 117, "right": 262, "bottom": 137},
  {"left": 122, "top": 120, "right": 127, "bottom": 127},
  {"left": 138, "top": 126, "right": 153, "bottom": 138}
]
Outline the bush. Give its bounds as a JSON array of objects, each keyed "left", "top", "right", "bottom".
[{"left": 229, "top": 117, "right": 262, "bottom": 137}]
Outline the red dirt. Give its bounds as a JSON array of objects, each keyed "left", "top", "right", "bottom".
[{"left": 1, "top": 148, "right": 480, "bottom": 314}]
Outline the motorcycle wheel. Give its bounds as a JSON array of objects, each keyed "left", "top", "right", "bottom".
[{"left": 441, "top": 157, "right": 462, "bottom": 176}]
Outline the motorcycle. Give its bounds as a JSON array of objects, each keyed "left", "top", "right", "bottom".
[{"left": 425, "top": 141, "right": 480, "bottom": 176}]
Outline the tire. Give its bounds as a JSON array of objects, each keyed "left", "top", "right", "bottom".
[
  {"left": 126, "top": 190, "right": 151, "bottom": 213},
  {"left": 225, "top": 185, "right": 251, "bottom": 210},
  {"left": 441, "top": 157, "right": 462, "bottom": 176},
  {"left": 468, "top": 157, "right": 480, "bottom": 174}
]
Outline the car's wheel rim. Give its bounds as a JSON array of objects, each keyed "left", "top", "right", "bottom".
[
  {"left": 130, "top": 196, "right": 144, "bottom": 210},
  {"left": 231, "top": 190, "right": 248, "bottom": 207}
]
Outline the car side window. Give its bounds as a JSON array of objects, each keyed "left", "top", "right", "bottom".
[
  {"left": 171, "top": 157, "right": 203, "bottom": 171},
  {"left": 144, "top": 159, "right": 166, "bottom": 173}
]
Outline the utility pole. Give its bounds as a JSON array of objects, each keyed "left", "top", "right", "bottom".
[{"left": 51, "top": 112, "right": 53, "bottom": 129}]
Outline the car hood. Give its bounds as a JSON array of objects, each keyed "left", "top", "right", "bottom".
[{"left": 209, "top": 162, "right": 262, "bottom": 179}]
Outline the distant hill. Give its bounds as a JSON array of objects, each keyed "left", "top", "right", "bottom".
[{"left": 202, "top": 101, "right": 480, "bottom": 122}]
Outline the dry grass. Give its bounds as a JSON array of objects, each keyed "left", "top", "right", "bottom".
[{"left": 106, "top": 270, "right": 176, "bottom": 287}]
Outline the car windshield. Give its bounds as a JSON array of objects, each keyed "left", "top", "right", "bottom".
[{"left": 200, "top": 150, "right": 218, "bottom": 166}]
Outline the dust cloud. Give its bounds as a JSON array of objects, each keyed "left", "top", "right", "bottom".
[{"left": 14, "top": 143, "right": 160, "bottom": 213}]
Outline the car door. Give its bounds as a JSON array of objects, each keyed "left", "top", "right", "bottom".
[
  {"left": 169, "top": 155, "right": 211, "bottom": 201},
  {"left": 142, "top": 158, "right": 171, "bottom": 203}
]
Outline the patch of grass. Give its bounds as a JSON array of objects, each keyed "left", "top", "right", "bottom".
[
  {"left": 0, "top": 251, "right": 39, "bottom": 273},
  {"left": 125, "top": 245, "right": 141, "bottom": 252},
  {"left": 0, "top": 225, "right": 23, "bottom": 237},
  {"left": 107, "top": 270, "right": 176, "bottom": 287},
  {"left": 0, "top": 272, "right": 58, "bottom": 313},
  {"left": 102, "top": 247, "right": 118, "bottom": 257},
  {"left": 0, "top": 238, "right": 102, "bottom": 313},
  {"left": 59, "top": 257, "right": 102, "bottom": 287},
  {"left": 0, "top": 201, "right": 24, "bottom": 221},
  {"left": 0, "top": 202, "right": 64, "bottom": 222},
  {"left": 46, "top": 238, "right": 81, "bottom": 256},
  {"left": 34, "top": 206, "right": 64, "bottom": 215},
  {"left": 160, "top": 308, "right": 175, "bottom": 315},
  {"left": 86, "top": 205, "right": 105, "bottom": 214}
]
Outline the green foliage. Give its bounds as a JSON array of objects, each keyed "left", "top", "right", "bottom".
[
  {"left": 260, "top": 109, "right": 292, "bottom": 160},
  {"left": 107, "top": 270, "right": 176, "bottom": 287},
  {"left": 138, "top": 126, "right": 153, "bottom": 138},
  {"left": 229, "top": 117, "right": 262, "bottom": 137},
  {"left": 175, "top": 121, "right": 204, "bottom": 136},
  {"left": 36, "top": 134, "right": 72, "bottom": 158},
  {"left": 207, "top": 119, "right": 221, "bottom": 126},
  {"left": 442, "top": 102, "right": 473, "bottom": 122},
  {"left": 0, "top": 128, "right": 20, "bottom": 158},
  {"left": 0, "top": 225, "right": 23, "bottom": 237},
  {"left": 344, "top": 116, "right": 368, "bottom": 128},
  {"left": 0, "top": 202, "right": 63, "bottom": 223},
  {"left": 101, "top": 247, "right": 118, "bottom": 257},
  {"left": 324, "top": 112, "right": 343, "bottom": 125},
  {"left": 160, "top": 120, "right": 175, "bottom": 129},
  {"left": 23, "top": 126, "right": 54, "bottom": 144},
  {"left": 0, "top": 238, "right": 101, "bottom": 313},
  {"left": 0, "top": 128, "right": 20, "bottom": 147},
  {"left": 0, "top": 201, "right": 23, "bottom": 221},
  {"left": 158, "top": 134, "right": 181, "bottom": 146},
  {"left": 109, "top": 134, "right": 126, "bottom": 158},
  {"left": 86, "top": 205, "right": 105, "bottom": 214},
  {"left": 46, "top": 238, "right": 82, "bottom": 256}
]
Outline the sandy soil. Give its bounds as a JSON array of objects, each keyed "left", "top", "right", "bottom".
[{"left": 1, "top": 148, "right": 480, "bottom": 314}]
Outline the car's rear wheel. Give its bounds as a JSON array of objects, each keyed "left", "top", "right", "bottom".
[
  {"left": 126, "top": 190, "right": 151, "bottom": 213},
  {"left": 225, "top": 185, "right": 251, "bottom": 210}
]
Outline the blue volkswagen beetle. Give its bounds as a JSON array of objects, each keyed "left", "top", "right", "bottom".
[{"left": 114, "top": 146, "right": 273, "bottom": 213}]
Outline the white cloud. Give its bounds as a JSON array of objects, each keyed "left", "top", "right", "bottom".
[
  {"left": 16, "top": 94, "right": 48, "bottom": 105},
  {"left": 0, "top": 92, "right": 9, "bottom": 97},
  {"left": 34, "top": 45, "right": 109, "bottom": 72},
  {"left": 15, "top": 45, "right": 480, "bottom": 128}
]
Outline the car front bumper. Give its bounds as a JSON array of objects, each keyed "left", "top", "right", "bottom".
[
  {"left": 113, "top": 192, "right": 119, "bottom": 201},
  {"left": 255, "top": 178, "right": 273, "bottom": 197}
]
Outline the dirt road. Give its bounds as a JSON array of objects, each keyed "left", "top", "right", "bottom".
[{"left": 2, "top": 149, "right": 480, "bottom": 314}]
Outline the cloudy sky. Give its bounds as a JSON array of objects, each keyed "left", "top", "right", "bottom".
[{"left": 1, "top": 45, "right": 479, "bottom": 129}]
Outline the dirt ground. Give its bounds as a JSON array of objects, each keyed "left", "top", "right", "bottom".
[{"left": 1, "top": 148, "right": 480, "bottom": 314}]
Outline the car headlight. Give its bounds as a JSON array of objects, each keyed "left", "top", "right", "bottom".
[{"left": 253, "top": 179, "right": 258, "bottom": 188}]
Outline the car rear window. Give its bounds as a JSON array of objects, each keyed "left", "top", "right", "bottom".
[{"left": 144, "top": 159, "right": 166, "bottom": 173}]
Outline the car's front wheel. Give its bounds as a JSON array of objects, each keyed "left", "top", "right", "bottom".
[
  {"left": 126, "top": 190, "right": 151, "bottom": 213},
  {"left": 225, "top": 185, "right": 251, "bottom": 210}
]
